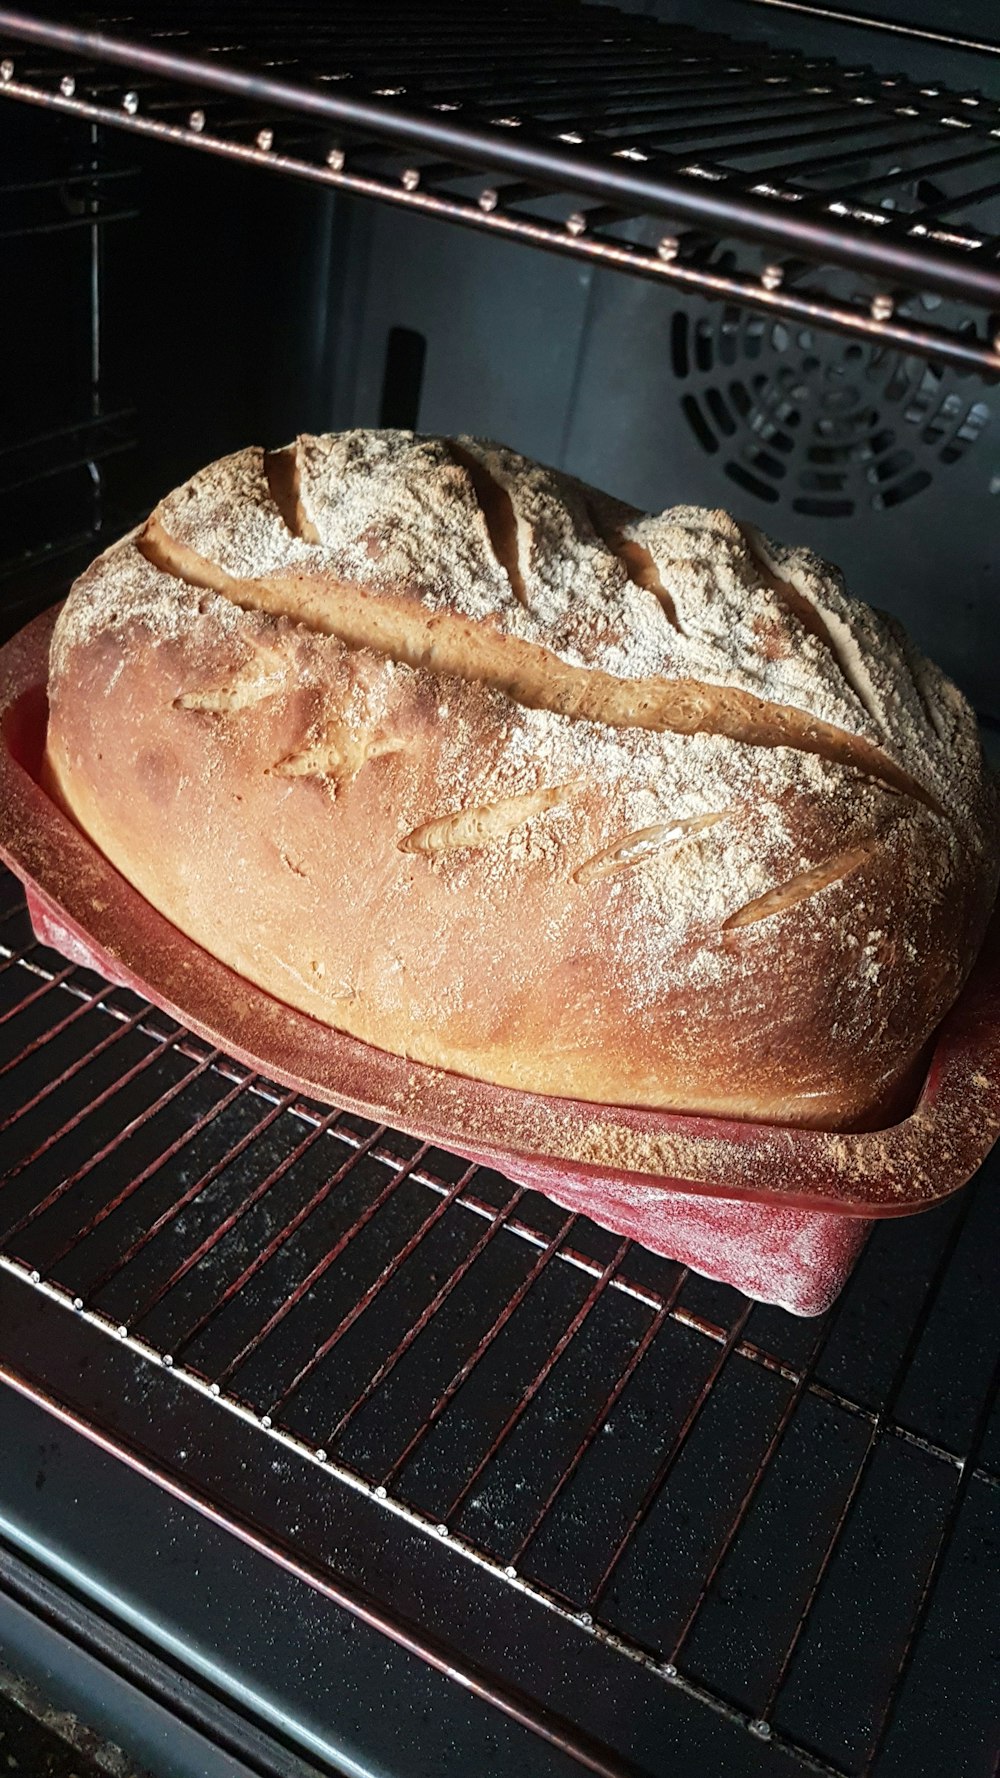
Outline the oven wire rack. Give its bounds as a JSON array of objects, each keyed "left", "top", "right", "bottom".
[
  {"left": 0, "top": 871, "right": 997, "bottom": 1777},
  {"left": 1, "top": 3, "right": 1000, "bottom": 372}
]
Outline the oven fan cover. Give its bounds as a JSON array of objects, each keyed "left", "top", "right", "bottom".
[{"left": 671, "top": 303, "right": 991, "bottom": 519}]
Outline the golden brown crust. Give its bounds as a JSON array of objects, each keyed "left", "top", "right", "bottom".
[{"left": 45, "top": 431, "right": 999, "bottom": 1127}]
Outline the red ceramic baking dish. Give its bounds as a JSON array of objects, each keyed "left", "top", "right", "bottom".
[{"left": 3, "top": 607, "right": 999, "bottom": 1314}]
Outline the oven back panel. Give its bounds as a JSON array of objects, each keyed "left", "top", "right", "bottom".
[{"left": 327, "top": 195, "right": 1000, "bottom": 720}]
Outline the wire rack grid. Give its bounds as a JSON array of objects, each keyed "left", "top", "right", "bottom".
[
  {"left": 1, "top": 4, "right": 1000, "bottom": 371},
  {"left": 0, "top": 868, "right": 997, "bottom": 1777}
]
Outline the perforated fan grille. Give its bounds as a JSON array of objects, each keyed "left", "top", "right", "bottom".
[{"left": 672, "top": 305, "right": 992, "bottom": 518}]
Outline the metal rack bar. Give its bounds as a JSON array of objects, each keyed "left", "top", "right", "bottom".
[
  {"left": 753, "top": 1182, "right": 982, "bottom": 1727},
  {"left": 729, "top": 0, "right": 1000, "bottom": 57},
  {"left": 507, "top": 1272, "right": 689, "bottom": 1572},
  {"left": 0, "top": 6, "right": 989, "bottom": 318},
  {"left": 380, "top": 1207, "right": 581, "bottom": 1490},
  {"left": 0, "top": 526, "right": 119, "bottom": 587},
  {"left": 665, "top": 1309, "right": 844, "bottom": 1668},
  {"left": 0, "top": 409, "right": 135, "bottom": 463},
  {"left": 7, "top": 77, "right": 998, "bottom": 375},
  {"left": 441, "top": 1239, "right": 634, "bottom": 1526},
  {"left": 0, "top": 961, "right": 76, "bottom": 1021},
  {"left": 0, "top": 990, "right": 151, "bottom": 1124},
  {"left": 860, "top": 1344, "right": 1000, "bottom": 1772},
  {"left": 321, "top": 1178, "right": 530, "bottom": 1452},
  {"left": 925, "top": 171, "right": 1000, "bottom": 218},
  {"left": 0, "top": 204, "right": 136, "bottom": 239},
  {"left": 586, "top": 1301, "right": 756, "bottom": 1611},
  {"left": 171, "top": 1116, "right": 390, "bottom": 1369},
  {"left": 834, "top": 140, "right": 1000, "bottom": 200},
  {"left": 128, "top": 1107, "right": 348, "bottom": 1333},
  {"left": 215, "top": 1139, "right": 433, "bottom": 1390},
  {"left": 265, "top": 1161, "right": 478, "bottom": 1420},
  {"left": 5, "top": 939, "right": 998, "bottom": 1488},
  {"left": 10, "top": 1048, "right": 228, "bottom": 1267},
  {"left": 78, "top": 1085, "right": 297, "bottom": 1311}
]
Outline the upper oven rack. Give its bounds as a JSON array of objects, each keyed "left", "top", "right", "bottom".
[{"left": 2, "top": 4, "right": 1000, "bottom": 373}]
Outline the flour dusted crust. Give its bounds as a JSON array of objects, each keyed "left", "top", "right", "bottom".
[{"left": 46, "top": 431, "right": 998, "bottom": 1128}]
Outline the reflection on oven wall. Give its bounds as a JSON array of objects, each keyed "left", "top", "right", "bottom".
[{"left": 327, "top": 197, "right": 1000, "bottom": 724}]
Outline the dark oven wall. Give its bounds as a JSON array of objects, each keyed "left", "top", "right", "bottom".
[{"left": 0, "top": 119, "right": 337, "bottom": 643}]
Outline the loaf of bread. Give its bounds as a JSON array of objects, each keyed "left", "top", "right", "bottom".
[{"left": 45, "top": 431, "right": 998, "bottom": 1129}]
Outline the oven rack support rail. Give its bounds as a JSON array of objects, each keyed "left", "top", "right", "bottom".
[{"left": 2, "top": 3, "right": 1000, "bottom": 373}]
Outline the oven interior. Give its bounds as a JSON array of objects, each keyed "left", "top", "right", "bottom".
[{"left": 0, "top": 5, "right": 998, "bottom": 1776}]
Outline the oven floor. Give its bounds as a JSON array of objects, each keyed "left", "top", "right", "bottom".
[{"left": 0, "top": 1657, "right": 147, "bottom": 1777}]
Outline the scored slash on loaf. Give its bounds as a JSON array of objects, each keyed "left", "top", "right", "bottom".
[{"left": 45, "top": 430, "right": 998, "bottom": 1131}]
